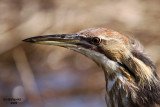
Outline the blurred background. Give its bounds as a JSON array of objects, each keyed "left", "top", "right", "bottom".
[{"left": 0, "top": 0, "right": 160, "bottom": 107}]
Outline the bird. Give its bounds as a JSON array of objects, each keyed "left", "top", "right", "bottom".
[{"left": 23, "top": 28, "right": 160, "bottom": 107}]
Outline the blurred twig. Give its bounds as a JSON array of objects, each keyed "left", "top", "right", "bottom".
[{"left": 13, "top": 47, "right": 43, "bottom": 107}]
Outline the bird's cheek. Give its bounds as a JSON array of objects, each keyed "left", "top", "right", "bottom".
[
  {"left": 100, "top": 45, "right": 124, "bottom": 62},
  {"left": 99, "top": 46, "right": 116, "bottom": 61}
]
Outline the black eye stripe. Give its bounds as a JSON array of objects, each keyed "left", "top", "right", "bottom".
[{"left": 79, "top": 36, "right": 101, "bottom": 45}]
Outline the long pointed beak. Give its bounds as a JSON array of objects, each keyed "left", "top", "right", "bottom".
[{"left": 23, "top": 33, "right": 83, "bottom": 48}]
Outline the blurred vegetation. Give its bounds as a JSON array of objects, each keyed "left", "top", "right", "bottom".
[{"left": 0, "top": 0, "right": 160, "bottom": 107}]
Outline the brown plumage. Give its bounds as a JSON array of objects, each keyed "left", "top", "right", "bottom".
[{"left": 23, "top": 28, "right": 160, "bottom": 107}]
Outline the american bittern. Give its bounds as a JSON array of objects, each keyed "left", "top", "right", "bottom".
[{"left": 23, "top": 28, "right": 160, "bottom": 107}]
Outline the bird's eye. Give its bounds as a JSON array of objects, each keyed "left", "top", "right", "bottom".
[{"left": 91, "top": 37, "right": 101, "bottom": 44}]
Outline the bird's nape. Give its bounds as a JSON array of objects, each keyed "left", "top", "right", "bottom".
[{"left": 23, "top": 28, "right": 160, "bottom": 107}]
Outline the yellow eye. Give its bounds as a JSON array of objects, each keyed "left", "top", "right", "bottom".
[{"left": 92, "top": 37, "right": 101, "bottom": 44}]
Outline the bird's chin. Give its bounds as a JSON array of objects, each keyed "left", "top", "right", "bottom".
[
  {"left": 67, "top": 46, "right": 118, "bottom": 72},
  {"left": 67, "top": 46, "right": 100, "bottom": 60},
  {"left": 67, "top": 46, "right": 91, "bottom": 55}
]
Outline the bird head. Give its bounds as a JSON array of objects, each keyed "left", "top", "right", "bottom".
[
  {"left": 23, "top": 28, "right": 130, "bottom": 63},
  {"left": 23, "top": 28, "right": 158, "bottom": 87}
]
